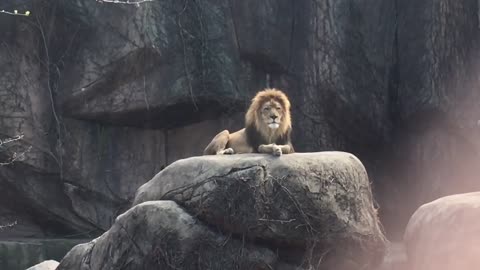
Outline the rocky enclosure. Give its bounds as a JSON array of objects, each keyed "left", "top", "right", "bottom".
[
  {"left": 1, "top": 0, "right": 480, "bottom": 244},
  {"left": 58, "top": 152, "right": 387, "bottom": 270}
]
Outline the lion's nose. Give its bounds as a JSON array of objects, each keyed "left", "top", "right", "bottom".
[{"left": 270, "top": 115, "right": 278, "bottom": 120}]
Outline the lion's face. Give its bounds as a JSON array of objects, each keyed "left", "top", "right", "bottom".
[
  {"left": 245, "top": 88, "right": 292, "bottom": 141},
  {"left": 259, "top": 99, "right": 284, "bottom": 130}
]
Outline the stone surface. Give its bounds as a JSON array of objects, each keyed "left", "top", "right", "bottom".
[
  {"left": 133, "top": 152, "right": 387, "bottom": 269},
  {"left": 58, "top": 201, "right": 278, "bottom": 270},
  {"left": 26, "top": 260, "right": 59, "bottom": 270},
  {"left": 404, "top": 192, "right": 480, "bottom": 270},
  {"left": 57, "top": 0, "right": 250, "bottom": 127}
]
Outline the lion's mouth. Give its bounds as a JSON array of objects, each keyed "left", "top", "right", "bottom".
[{"left": 268, "top": 123, "right": 280, "bottom": 129}]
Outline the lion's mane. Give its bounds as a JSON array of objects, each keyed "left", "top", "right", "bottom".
[{"left": 244, "top": 88, "right": 292, "bottom": 150}]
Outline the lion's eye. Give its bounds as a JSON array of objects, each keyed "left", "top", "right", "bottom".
[
  {"left": 276, "top": 107, "right": 282, "bottom": 110},
  {"left": 263, "top": 107, "right": 270, "bottom": 111}
]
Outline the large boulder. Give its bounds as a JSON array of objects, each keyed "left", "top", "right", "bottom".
[
  {"left": 404, "top": 192, "right": 480, "bottom": 270},
  {"left": 57, "top": 201, "right": 278, "bottom": 270},
  {"left": 26, "top": 260, "right": 59, "bottom": 270},
  {"left": 132, "top": 152, "right": 387, "bottom": 269}
]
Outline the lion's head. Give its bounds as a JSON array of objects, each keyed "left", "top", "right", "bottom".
[{"left": 245, "top": 88, "right": 292, "bottom": 141}]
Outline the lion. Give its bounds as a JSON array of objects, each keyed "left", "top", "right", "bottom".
[{"left": 203, "top": 88, "right": 294, "bottom": 156}]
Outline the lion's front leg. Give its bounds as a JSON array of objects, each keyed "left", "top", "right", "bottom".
[
  {"left": 258, "top": 144, "right": 282, "bottom": 156},
  {"left": 258, "top": 144, "right": 293, "bottom": 156}
]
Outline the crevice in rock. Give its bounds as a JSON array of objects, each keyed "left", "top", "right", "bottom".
[
  {"left": 228, "top": 0, "right": 242, "bottom": 54},
  {"left": 160, "top": 165, "right": 265, "bottom": 201},
  {"left": 63, "top": 98, "right": 244, "bottom": 129},
  {"left": 60, "top": 47, "right": 162, "bottom": 111},
  {"left": 287, "top": 0, "right": 296, "bottom": 72},
  {"left": 118, "top": 223, "right": 146, "bottom": 256},
  {"left": 387, "top": 0, "right": 400, "bottom": 127}
]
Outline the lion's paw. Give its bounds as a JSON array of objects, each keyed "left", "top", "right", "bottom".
[
  {"left": 223, "top": 148, "right": 235, "bottom": 155},
  {"left": 272, "top": 146, "right": 282, "bottom": 156}
]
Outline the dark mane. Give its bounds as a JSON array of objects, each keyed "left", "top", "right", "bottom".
[{"left": 245, "top": 125, "right": 293, "bottom": 152}]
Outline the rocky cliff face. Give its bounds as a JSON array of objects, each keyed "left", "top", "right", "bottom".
[{"left": 1, "top": 0, "right": 479, "bottom": 240}]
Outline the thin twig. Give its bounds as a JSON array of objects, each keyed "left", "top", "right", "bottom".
[
  {"left": 0, "top": 134, "right": 31, "bottom": 166},
  {"left": 96, "top": 0, "right": 153, "bottom": 5},
  {"left": 0, "top": 10, "right": 30, "bottom": 16},
  {"left": 0, "top": 134, "right": 24, "bottom": 147},
  {"left": 258, "top": 218, "right": 296, "bottom": 224},
  {"left": 0, "top": 146, "right": 32, "bottom": 166},
  {"left": 0, "top": 221, "right": 17, "bottom": 230}
]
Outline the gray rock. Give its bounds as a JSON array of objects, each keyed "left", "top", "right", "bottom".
[
  {"left": 58, "top": 0, "right": 249, "bottom": 127},
  {"left": 134, "top": 152, "right": 387, "bottom": 269},
  {"left": 57, "top": 201, "right": 278, "bottom": 270},
  {"left": 26, "top": 260, "right": 59, "bottom": 270},
  {"left": 404, "top": 192, "right": 480, "bottom": 270}
]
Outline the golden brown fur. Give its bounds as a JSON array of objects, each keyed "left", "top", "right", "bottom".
[{"left": 203, "top": 88, "right": 294, "bottom": 156}]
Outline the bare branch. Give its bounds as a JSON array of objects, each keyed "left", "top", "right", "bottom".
[
  {"left": 0, "top": 221, "right": 17, "bottom": 230},
  {"left": 0, "top": 134, "right": 24, "bottom": 147},
  {"left": 0, "top": 134, "right": 32, "bottom": 166},
  {"left": 0, "top": 146, "right": 32, "bottom": 166},
  {"left": 95, "top": 0, "right": 153, "bottom": 6},
  {"left": 0, "top": 10, "right": 30, "bottom": 16}
]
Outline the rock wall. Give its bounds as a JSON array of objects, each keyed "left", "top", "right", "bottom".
[{"left": 1, "top": 0, "right": 480, "bottom": 240}]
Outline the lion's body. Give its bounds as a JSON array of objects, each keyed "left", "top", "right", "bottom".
[{"left": 203, "top": 88, "right": 294, "bottom": 156}]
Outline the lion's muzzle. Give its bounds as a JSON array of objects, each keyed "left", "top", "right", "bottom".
[{"left": 268, "top": 123, "right": 280, "bottom": 129}]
